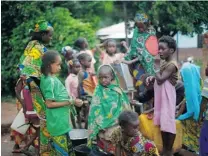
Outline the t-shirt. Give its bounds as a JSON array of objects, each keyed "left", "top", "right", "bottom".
[
  {"left": 40, "top": 75, "right": 72, "bottom": 136},
  {"left": 65, "top": 74, "right": 79, "bottom": 98},
  {"left": 101, "top": 52, "right": 125, "bottom": 65}
]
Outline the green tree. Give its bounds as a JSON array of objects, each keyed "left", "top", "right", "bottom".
[
  {"left": 113, "top": 1, "right": 208, "bottom": 38},
  {"left": 1, "top": 1, "right": 53, "bottom": 95},
  {"left": 1, "top": 3, "right": 96, "bottom": 95}
]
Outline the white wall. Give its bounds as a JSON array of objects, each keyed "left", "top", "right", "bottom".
[{"left": 174, "top": 32, "right": 198, "bottom": 48}]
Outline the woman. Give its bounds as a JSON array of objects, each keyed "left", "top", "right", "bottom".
[
  {"left": 177, "top": 62, "right": 202, "bottom": 154},
  {"left": 18, "top": 20, "right": 53, "bottom": 155},
  {"left": 87, "top": 65, "right": 131, "bottom": 154},
  {"left": 123, "top": 13, "right": 158, "bottom": 93}
]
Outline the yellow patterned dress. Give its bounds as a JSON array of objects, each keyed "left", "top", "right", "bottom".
[{"left": 19, "top": 40, "right": 50, "bottom": 155}]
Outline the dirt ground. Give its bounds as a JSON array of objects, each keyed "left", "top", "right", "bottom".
[{"left": 1, "top": 102, "right": 199, "bottom": 156}]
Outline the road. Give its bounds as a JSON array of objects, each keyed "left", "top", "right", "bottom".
[{"left": 1, "top": 134, "right": 25, "bottom": 156}]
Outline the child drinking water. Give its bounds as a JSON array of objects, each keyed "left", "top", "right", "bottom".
[
  {"left": 146, "top": 36, "right": 178, "bottom": 156},
  {"left": 96, "top": 39, "right": 125, "bottom": 65},
  {"left": 40, "top": 51, "right": 83, "bottom": 155},
  {"left": 111, "top": 110, "right": 159, "bottom": 156},
  {"left": 88, "top": 64, "right": 131, "bottom": 154}
]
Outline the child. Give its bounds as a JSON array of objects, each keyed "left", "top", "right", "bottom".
[
  {"left": 96, "top": 39, "right": 125, "bottom": 65},
  {"left": 111, "top": 110, "right": 159, "bottom": 156},
  {"left": 65, "top": 59, "right": 81, "bottom": 128},
  {"left": 74, "top": 37, "right": 96, "bottom": 73},
  {"left": 146, "top": 36, "right": 178, "bottom": 156},
  {"left": 65, "top": 59, "right": 81, "bottom": 99},
  {"left": 88, "top": 64, "right": 131, "bottom": 153},
  {"left": 77, "top": 53, "right": 97, "bottom": 128},
  {"left": 61, "top": 46, "right": 76, "bottom": 63},
  {"left": 77, "top": 53, "right": 97, "bottom": 97},
  {"left": 40, "top": 51, "right": 83, "bottom": 155}
]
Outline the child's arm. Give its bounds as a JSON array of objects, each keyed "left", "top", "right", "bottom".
[
  {"left": 175, "top": 99, "right": 186, "bottom": 118},
  {"left": 15, "top": 79, "right": 26, "bottom": 113},
  {"left": 65, "top": 76, "right": 71, "bottom": 95},
  {"left": 45, "top": 99, "right": 83, "bottom": 108},
  {"left": 78, "top": 71, "right": 85, "bottom": 98},
  {"left": 121, "top": 57, "right": 139, "bottom": 65},
  {"left": 155, "top": 64, "right": 176, "bottom": 85},
  {"left": 45, "top": 100, "right": 72, "bottom": 108},
  {"left": 120, "top": 41, "right": 129, "bottom": 53},
  {"left": 95, "top": 43, "right": 105, "bottom": 54}
]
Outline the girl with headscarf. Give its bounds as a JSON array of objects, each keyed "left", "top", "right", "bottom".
[
  {"left": 123, "top": 13, "right": 158, "bottom": 93},
  {"left": 177, "top": 62, "right": 202, "bottom": 153},
  {"left": 87, "top": 65, "right": 131, "bottom": 154},
  {"left": 17, "top": 20, "right": 53, "bottom": 155}
]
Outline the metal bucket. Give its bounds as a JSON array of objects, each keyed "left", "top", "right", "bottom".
[{"left": 69, "top": 129, "right": 88, "bottom": 147}]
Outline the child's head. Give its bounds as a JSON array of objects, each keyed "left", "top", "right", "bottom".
[
  {"left": 61, "top": 46, "right": 76, "bottom": 61},
  {"left": 105, "top": 39, "right": 117, "bottom": 55},
  {"left": 77, "top": 53, "right": 92, "bottom": 68},
  {"left": 68, "top": 59, "right": 81, "bottom": 75},
  {"left": 158, "top": 36, "right": 176, "bottom": 60},
  {"left": 74, "top": 37, "right": 88, "bottom": 50},
  {"left": 41, "top": 51, "right": 61, "bottom": 76},
  {"left": 134, "top": 13, "right": 150, "bottom": 32},
  {"left": 118, "top": 111, "right": 139, "bottom": 137},
  {"left": 31, "top": 20, "right": 53, "bottom": 44},
  {"left": 98, "top": 65, "right": 115, "bottom": 87}
]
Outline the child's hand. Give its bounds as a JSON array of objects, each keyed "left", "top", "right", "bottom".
[
  {"left": 120, "top": 41, "right": 127, "bottom": 47},
  {"left": 74, "top": 99, "right": 83, "bottom": 107},
  {"left": 146, "top": 76, "right": 155, "bottom": 86},
  {"left": 130, "top": 100, "right": 137, "bottom": 105}
]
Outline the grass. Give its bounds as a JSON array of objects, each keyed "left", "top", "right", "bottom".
[{"left": 1, "top": 95, "right": 16, "bottom": 104}]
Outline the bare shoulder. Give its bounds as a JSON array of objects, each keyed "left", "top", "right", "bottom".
[{"left": 165, "top": 63, "right": 177, "bottom": 73}]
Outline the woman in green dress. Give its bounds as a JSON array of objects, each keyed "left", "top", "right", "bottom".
[
  {"left": 18, "top": 20, "right": 53, "bottom": 155},
  {"left": 124, "top": 13, "right": 158, "bottom": 93}
]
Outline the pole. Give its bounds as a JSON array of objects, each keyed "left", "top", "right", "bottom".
[
  {"left": 176, "top": 32, "right": 179, "bottom": 62},
  {"left": 123, "top": 2, "right": 129, "bottom": 45}
]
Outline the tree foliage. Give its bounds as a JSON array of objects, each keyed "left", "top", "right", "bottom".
[
  {"left": 1, "top": 2, "right": 97, "bottom": 95},
  {"left": 2, "top": 1, "right": 208, "bottom": 96}
]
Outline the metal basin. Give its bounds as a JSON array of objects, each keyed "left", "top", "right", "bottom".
[{"left": 69, "top": 129, "right": 88, "bottom": 147}]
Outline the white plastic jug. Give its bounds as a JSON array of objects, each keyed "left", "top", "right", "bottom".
[{"left": 11, "top": 109, "right": 30, "bottom": 135}]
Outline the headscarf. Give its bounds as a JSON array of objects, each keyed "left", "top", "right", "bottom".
[
  {"left": 61, "top": 46, "right": 76, "bottom": 56},
  {"left": 177, "top": 62, "right": 202, "bottom": 121},
  {"left": 134, "top": 13, "right": 149, "bottom": 23},
  {"left": 33, "top": 20, "right": 53, "bottom": 32},
  {"left": 87, "top": 65, "right": 131, "bottom": 146}
]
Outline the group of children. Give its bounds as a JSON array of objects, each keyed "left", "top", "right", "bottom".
[
  {"left": 61, "top": 35, "right": 177, "bottom": 156},
  {"left": 13, "top": 18, "right": 208, "bottom": 156}
]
